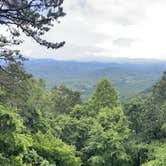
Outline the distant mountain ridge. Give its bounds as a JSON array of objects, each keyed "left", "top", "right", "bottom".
[
  {"left": 27, "top": 56, "right": 166, "bottom": 63},
  {"left": 24, "top": 58, "right": 166, "bottom": 100}
]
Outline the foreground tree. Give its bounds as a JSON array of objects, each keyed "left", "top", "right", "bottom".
[
  {"left": 0, "top": 0, "right": 65, "bottom": 70},
  {"left": 0, "top": 1, "right": 66, "bottom": 110},
  {"left": 142, "top": 142, "right": 166, "bottom": 166},
  {"left": 33, "top": 132, "right": 82, "bottom": 166},
  {"left": 124, "top": 98, "right": 149, "bottom": 166},
  {"left": 54, "top": 80, "right": 130, "bottom": 166},
  {"left": 0, "top": 104, "right": 81, "bottom": 165},
  {"left": 82, "top": 107, "right": 130, "bottom": 166},
  {"left": 0, "top": 104, "right": 33, "bottom": 165},
  {"left": 0, "top": 63, "right": 32, "bottom": 106},
  {"left": 0, "top": 0, "right": 65, "bottom": 48}
]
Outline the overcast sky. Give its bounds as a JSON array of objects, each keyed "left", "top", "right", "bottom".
[{"left": 17, "top": 0, "right": 166, "bottom": 61}]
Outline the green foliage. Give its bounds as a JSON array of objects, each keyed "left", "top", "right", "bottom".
[
  {"left": 23, "top": 149, "right": 50, "bottom": 166},
  {"left": 83, "top": 107, "right": 130, "bottom": 166},
  {"left": 124, "top": 98, "right": 145, "bottom": 135},
  {"left": 88, "top": 79, "right": 120, "bottom": 112},
  {"left": 1, "top": 62, "right": 166, "bottom": 166},
  {"left": 153, "top": 71, "right": 166, "bottom": 105},
  {"left": 60, "top": 116, "right": 94, "bottom": 151},
  {"left": 70, "top": 104, "right": 89, "bottom": 119},
  {"left": 53, "top": 80, "right": 129, "bottom": 165},
  {"left": 50, "top": 85, "right": 81, "bottom": 114},
  {"left": 142, "top": 142, "right": 166, "bottom": 166},
  {"left": 91, "top": 79, "right": 119, "bottom": 109},
  {"left": 0, "top": 63, "right": 32, "bottom": 106},
  {"left": 0, "top": 105, "right": 33, "bottom": 165},
  {"left": 33, "top": 132, "right": 82, "bottom": 166}
]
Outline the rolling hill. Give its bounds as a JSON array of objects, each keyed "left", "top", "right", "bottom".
[{"left": 24, "top": 58, "right": 166, "bottom": 100}]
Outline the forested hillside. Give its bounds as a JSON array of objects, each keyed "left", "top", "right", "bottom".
[
  {"left": 24, "top": 59, "right": 166, "bottom": 100},
  {"left": 0, "top": 62, "right": 165, "bottom": 165}
]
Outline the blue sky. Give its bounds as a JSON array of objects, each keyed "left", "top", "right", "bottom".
[{"left": 15, "top": 0, "right": 166, "bottom": 61}]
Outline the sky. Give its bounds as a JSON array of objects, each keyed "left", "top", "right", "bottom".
[{"left": 16, "top": 0, "right": 166, "bottom": 61}]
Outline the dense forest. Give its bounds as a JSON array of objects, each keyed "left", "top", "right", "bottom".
[{"left": 0, "top": 61, "right": 165, "bottom": 166}]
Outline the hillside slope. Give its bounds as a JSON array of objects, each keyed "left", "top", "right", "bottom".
[{"left": 24, "top": 59, "right": 166, "bottom": 100}]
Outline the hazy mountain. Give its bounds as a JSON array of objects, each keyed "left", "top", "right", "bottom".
[{"left": 24, "top": 58, "right": 166, "bottom": 100}]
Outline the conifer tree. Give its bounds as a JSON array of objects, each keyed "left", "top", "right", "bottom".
[{"left": 88, "top": 79, "right": 120, "bottom": 112}]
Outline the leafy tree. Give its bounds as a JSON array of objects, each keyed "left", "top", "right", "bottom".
[
  {"left": 60, "top": 115, "right": 94, "bottom": 151},
  {"left": 0, "top": 63, "right": 32, "bottom": 106},
  {"left": 0, "top": 104, "right": 81, "bottom": 165},
  {"left": 23, "top": 149, "right": 50, "bottom": 166},
  {"left": 0, "top": 65, "right": 52, "bottom": 133},
  {"left": 83, "top": 107, "right": 130, "bottom": 166},
  {"left": 142, "top": 142, "right": 166, "bottom": 166},
  {"left": 19, "top": 105, "right": 49, "bottom": 134},
  {"left": 33, "top": 131, "right": 82, "bottom": 166},
  {"left": 125, "top": 96, "right": 166, "bottom": 141},
  {"left": 124, "top": 98, "right": 145, "bottom": 135},
  {"left": 0, "top": 104, "right": 33, "bottom": 165},
  {"left": 50, "top": 85, "right": 81, "bottom": 114},
  {"left": 70, "top": 104, "right": 90, "bottom": 120},
  {"left": 124, "top": 98, "right": 149, "bottom": 166},
  {"left": 55, "top": 80, "right": 130, "bottom": 165},
  {"left": 124, "top": 93, "right": 166, "bottom": 166},
  {"left": 88, "top": 79, "right": 120, "bottom": 113},
  {"left": 16, "top": 78, "right": 52, "bottom": 134},
  {"left": 153, "top": 71, "right": 166, "bottom": 106}
]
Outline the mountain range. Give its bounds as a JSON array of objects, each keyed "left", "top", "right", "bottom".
[{"left": 24, "top": 58, "right": 166, "bottom": 100}]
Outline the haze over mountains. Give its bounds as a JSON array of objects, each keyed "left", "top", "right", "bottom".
[{"left": 24, "top": 58, "right": 166, "bottom": 100}]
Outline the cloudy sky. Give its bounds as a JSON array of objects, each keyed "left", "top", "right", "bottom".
[{"left": 18, "top": 0, "right": 166, "bottom": 61}]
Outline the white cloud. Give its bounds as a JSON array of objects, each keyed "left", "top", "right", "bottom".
[{"left": 5, "top": 0, "right": 166, "bottom": 60}]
